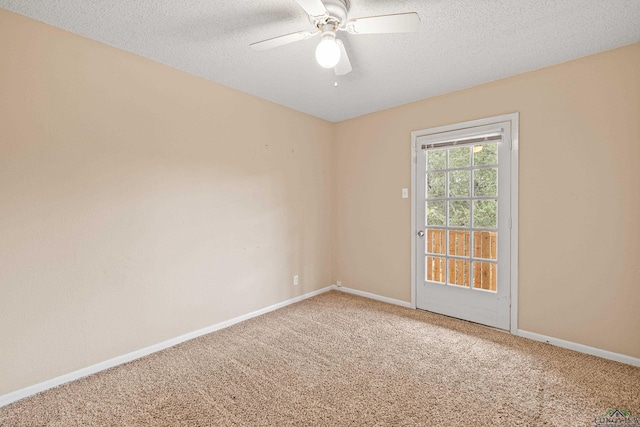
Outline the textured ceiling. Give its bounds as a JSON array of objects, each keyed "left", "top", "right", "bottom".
[{"left": 2, "top": 0, "right": 640, "bottom": 122}]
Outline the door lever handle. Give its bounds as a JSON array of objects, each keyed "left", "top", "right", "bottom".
[{"left": 417, "top": 230, "right": 425, "bottom": 237}]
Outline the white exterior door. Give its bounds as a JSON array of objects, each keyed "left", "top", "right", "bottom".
[{"left": 414, "top": 119, "right": 515, "bottom": 330}]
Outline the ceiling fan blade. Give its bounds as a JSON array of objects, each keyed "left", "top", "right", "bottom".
[
  {"left": 250, "top": 30, "right": 316, "bottom": 51},
  {"left": 295, "top": 0, "right": 329, "bottom": 19},
  {"left": 334, "top": 39, "right": 352, "bottom": 76},
  {"left": 346, "top": 12, "right": 420, "bottom": 34}
]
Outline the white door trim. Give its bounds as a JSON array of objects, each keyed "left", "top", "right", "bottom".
[{"left": 410, "top": 113, "right": 519, "bottom": 333}]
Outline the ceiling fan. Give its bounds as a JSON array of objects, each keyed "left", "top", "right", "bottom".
[{"left": 250, "top": 0, "right": 420, "bottom": 75}]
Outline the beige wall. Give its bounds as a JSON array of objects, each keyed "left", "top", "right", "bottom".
[
  {"left": 0, "top": 10, "right": 333, "bottom": 395},
  {"left": 334, "top": 43, "right": 640, "bottom": 358}
]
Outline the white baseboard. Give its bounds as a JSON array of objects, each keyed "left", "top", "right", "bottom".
[
  {"left": 335, "top": 285, "right": 413, "bottom": 309},
  {"left": 517, "top": 329, "right": 640, "bottom": 367},
  {"left": 6, "top": 287, "right": 636, "bottom": 408},
  {"left": 0, "top": 285, "right": 335, "bottom": 408}
]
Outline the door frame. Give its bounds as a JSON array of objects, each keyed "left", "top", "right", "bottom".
[{"left": 410, "top": 113, "right": 519, "bottom": 334}]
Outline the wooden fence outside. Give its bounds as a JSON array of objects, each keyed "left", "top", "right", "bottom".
[{"left": 426, "top": 229, "right": 497, "bottom": 291}]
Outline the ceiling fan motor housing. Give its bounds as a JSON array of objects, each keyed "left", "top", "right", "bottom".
[{"left": 310, "top": 0, "right": 349, "bottom": 29}]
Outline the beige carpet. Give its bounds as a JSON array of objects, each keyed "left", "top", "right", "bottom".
[{"left": 1, "top": 291, "right": 638, "bottom": 426}]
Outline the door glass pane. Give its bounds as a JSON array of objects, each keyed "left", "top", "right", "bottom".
[
  {"left": 472, "top": 261, "right": 497, "bottom": 291},
  {"left": 473, "top": 143, "right": 498, "bottom": 166},
  {"left": 448, "top": 259, "right": 470, "bottom": 287},
  {"left": 449, "top": 147, "right": 471, "bottom": 168},
  {"left": 473, "top": 199, "right": 497, "bottom": 228},
  {"left": 473, "top": 231, "right": 497, "bottom": 260},
  {"left": 422, "top": 135, "right": 503, "bottom": 296},
  {"left": 426, "top": 256, "right": 445, "bottom": 283},
  {"left": 426, "top": 201, "right": 445, "bottom": 226},
  {"left": 449, "top": 200, "right": 470, "bottom": 227},
  {"left": 474, "top": 168, "right": 497, "bottom": 197},
  {"left": 448, "top": 230, "right": 470, "bottom": 256},
  {"left": 427, "top": 150, "right": 446, "bottom": 170},
  {"left": 449, "top": 170, "right": 470, "bottom": 197},
  {"left": 426, "top": 229, "right": 446, "bottom": 255},
  {"left": 426, "top": 172, "right": 446, "bottom": 198}
]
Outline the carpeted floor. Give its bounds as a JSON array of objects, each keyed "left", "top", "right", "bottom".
[{"left": 1, "top": 290, "right": 638, "bottom": 426}]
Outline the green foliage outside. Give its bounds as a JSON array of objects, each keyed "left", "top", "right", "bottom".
[{"left": 426, "top": 144, "right": 498, "bottom": 228}]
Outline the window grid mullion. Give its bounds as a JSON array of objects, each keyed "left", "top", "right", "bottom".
[
  {"left": 470, "top": 167, "right": 475, "bottom": 288},
  {"left": 424, "top": 164, "right": 497, "bottom": 173},
  {"left": 444, "top": 151, "right": 449, "bottom": 285}
]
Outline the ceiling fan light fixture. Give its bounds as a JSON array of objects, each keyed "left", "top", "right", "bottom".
[
  {"left": 250, "top": 0, "right": 420, "bottom": 76},
  {"left": 315, "top": 32, "right": 341, "bottom": 68}
]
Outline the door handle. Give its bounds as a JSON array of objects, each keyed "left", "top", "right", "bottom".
[{"left": 417, "top": 230, "right": 425, "bottom": 237}]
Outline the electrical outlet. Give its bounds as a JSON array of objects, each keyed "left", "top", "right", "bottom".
[
  {"left": 293, "top": 275, "right": 299, "bottom": 286},
  {"left": 336, "top": 280, "right": 342, "bottom": 287},
  {"left": 402, "top": 188, "right": 409, "bottom": 198}
]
